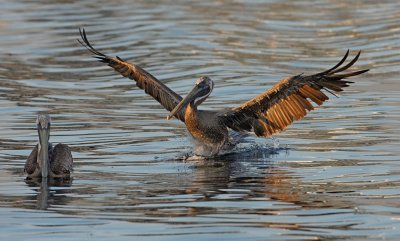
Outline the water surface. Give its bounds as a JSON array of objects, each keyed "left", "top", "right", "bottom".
[{"left": 0, "top": 0, "right": 400, "bottom": 240}]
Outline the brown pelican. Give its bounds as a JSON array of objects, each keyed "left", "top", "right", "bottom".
[
  {"left": 78, "top": 28, "right": 369, "bottom": 156},
  {"left": 24, "top": 113, "right": 73, "bottom": 178}
]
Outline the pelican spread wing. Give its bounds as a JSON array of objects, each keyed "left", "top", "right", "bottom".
[
  {"left": 78, "top": 28, "right": 185, "bottom": 122},
  {"left": 219, "top": 51, "right": 369, "bottom": 137}
]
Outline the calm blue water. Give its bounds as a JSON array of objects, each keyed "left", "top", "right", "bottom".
[{"left": 0, "top": 0, "right": 399, "bottom": 240}]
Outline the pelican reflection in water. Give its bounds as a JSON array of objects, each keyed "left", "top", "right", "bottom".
[
  {"left": 25, "top": 113, "right": 73, "bottom": 178},
  {"left": 79, "top": 28, "right": 368, "bottom": 156}
]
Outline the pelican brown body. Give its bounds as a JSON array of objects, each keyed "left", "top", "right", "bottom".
[
  {"left": 79, "top": 28, "right": 369, "bottom": 156},
  {"left": 25, "top": 114, "right": 73, "bottom": 178}
]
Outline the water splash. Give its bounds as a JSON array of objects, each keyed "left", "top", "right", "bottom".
[
  {"left": 180, "top": 137, "right": 290, "bottom": 162},
  {"left": 271, "top": 136, "right": 280, "bottom": 149}
]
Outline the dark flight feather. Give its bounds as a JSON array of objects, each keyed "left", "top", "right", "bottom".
[
  {"left": 219, "top": 51, "right": 369, "bottom": 136},
  {"left": 78, "top": 28, "right": 185, "bottom": 122}
]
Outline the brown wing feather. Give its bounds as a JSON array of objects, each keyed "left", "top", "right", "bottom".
[
  {"left": 220, "top": 50, "right": 369, "bottom": 137},
  {"left": 24, "top": 144, "right": 39, "bottom": 176},
  {"left": 78, "top": 28, "right": 185, "bottom": 122},
  {"left": 50, "top": 143, "right": 73, "bottom": 178},
  {"left": 24, "top": 143, "right": 53, "bottom": 178}
]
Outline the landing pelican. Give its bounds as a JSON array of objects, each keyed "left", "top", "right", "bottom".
[{"left": 79, "top": 28, "right": 368, "bottom": 156}]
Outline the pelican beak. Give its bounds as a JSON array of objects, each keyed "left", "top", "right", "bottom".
[
  {"left": 37, "top": 125, "right": 50, "bottom": 178},
  {"left": 167, "top": 84, "right": 200, "bottom": 120}
]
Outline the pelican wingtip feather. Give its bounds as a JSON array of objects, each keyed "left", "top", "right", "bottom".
[
  {"left": 221, "top": 50, "right": 369, "bottom": 139},
  {"left": 79, "top": 28, "right": 186, "bottom": 122},
  {"left": 319, "top": 50, "right": 368, "bottom": 78}
]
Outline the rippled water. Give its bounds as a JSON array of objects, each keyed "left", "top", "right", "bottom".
[{"left": 1, "top": 0, "right": 400, "bottom": 240}]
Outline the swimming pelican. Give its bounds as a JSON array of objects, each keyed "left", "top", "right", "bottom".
[
  {"left": 78, "top": 28, "right": 369, "bottom": 156},
  {"left": 25, "top": 113, "right": 73, "bottom": 178}
]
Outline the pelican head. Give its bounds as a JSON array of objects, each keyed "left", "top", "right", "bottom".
[
  {"left": 36, "top": 113, "right": 51, "bottom": 178},
  {"left": 167, "top": 76, "right": 214, "bottom": 120}
]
